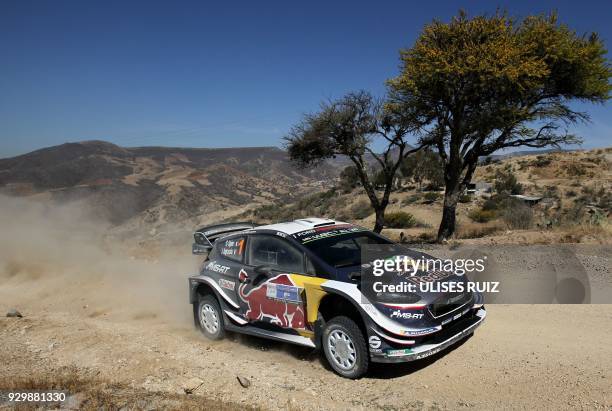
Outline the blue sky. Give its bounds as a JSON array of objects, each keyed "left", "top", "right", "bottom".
[{"left": 0, "top": 0, "right": 610, "bottom": 157}]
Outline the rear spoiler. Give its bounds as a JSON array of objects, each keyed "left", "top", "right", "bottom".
[{"left": 192, "top": 222, "right": 255, "bottom": 255}]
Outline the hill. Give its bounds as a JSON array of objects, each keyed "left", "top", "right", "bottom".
[
  {"left": 240, "top": 148, "right": 611, "bottom": 244},
  {"left": 0, "top": 140, "right": 340, "bottom": 232}
]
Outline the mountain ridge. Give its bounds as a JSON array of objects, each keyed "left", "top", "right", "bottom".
[{"left": 0, "top": 140, "right": 339, "bottom": 230}]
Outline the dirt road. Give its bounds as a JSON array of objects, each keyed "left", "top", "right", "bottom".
[
  {"left": 1, "top": 304, "right": 611, "bottom": 410},
  {"left": 1, "top": 196, "right": 610, "bottom": 409},
  {"left": 1, "top": 245, "right": 611, "bottom": 410}
]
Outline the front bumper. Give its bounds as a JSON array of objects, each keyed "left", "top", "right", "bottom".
[{"left": 370, "top": 307, "right": 486, "bottom": 363}]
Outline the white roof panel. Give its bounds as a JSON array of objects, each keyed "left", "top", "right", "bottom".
[{"left": 256, "top": 218, "right": 349, "bottom": 235}]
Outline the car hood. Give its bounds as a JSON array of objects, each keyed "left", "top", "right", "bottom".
[{"left": 356, "top": 252, "right": 475, "bottom": 326}]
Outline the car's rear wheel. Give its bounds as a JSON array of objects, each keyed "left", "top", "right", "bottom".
[
  {"left": 196, "top": 294, "right": 225, "bottom": 340},
  {"left": 322, "top": 316, "right": 368, "bottom": 379}
]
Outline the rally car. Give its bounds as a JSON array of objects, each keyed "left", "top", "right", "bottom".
[{"left": 188, "top": 218, "right": 486, "bottom": 378}]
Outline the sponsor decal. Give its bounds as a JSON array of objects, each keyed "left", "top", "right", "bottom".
[
  {"left": 218, "top": 278, "right": 235, "bottom": 290},
  {"left": 368, "top": 335, "right": 382, "bottom": 349},
  {"left": 266, "top": 283, "right": 301, "bottom": 303},
  {"left": 399, "top": 327, "right": 439, "bottom": 337},
  {"left": 390, "top": 310, "right": 424, "bottom": 320},
  {"left": 206, "top": 261, "right": 231, "bottom": 274},
  {"left": 414, "top": 347, "right": 442, "bottom": 360},
  {"left": 293, "top": 225, "right": 366, "bottom": 244},
  {"left": 238, "top": 274, "right": 305, "bottom": 329},
  {"left": 406, "top": 271, "right": 455, "bottom": 285},
  {"left": 386, "top": 348, "right": 414, "bottom": 357}
]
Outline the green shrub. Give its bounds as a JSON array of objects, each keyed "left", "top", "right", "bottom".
[
  {"left": 422, "top": 192, "right": 440, "bottom": 203},
  {"left": 385, "top": 212, "right": 418, "bottom": 228},
  {"left": 402, "top": 194, "right": 420, "bottom": 205},
  {"left": 350, "top": 200, "right": 372, "bottom": 219},
  {"left": 482, "top": 198, "right": 499, "bottom": 211},
  {"left": 532, "top": 156, "right": 551, "bottom": 167},
  {"left": 494, "top": 169, "right": 523, "bottom": 195},
  {"left": 566, "top": 163, "right": 585, "bottom": 177},
  {"left": 468, "top": 209, "right": 496, "bottom": 223},
  {"left": 458, "top": 194, "right": 472, "bottom": 203},
  {"left": 253, "top": 189, "right": 338, "bottom": 222}
]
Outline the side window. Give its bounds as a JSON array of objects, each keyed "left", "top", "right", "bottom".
[
  {"left": 218, "top": 236, "right": 246, "bottom": 263},
  {"left": 248, "top": 235, "right": 304, "bottom": 273}
]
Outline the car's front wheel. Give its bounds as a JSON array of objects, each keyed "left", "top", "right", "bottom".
[
  {"left": 322, "top": 316, "right": 368, "bottom": 379},
  {"left": 196, "top": 294, "right": 225, "bottom": 340}
]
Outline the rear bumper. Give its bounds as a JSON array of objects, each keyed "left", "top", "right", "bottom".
[{"left": 370, "top": 307, "right": 486, "bottom": 363}]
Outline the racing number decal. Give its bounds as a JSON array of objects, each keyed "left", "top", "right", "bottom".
[{"left": 220, "top": 238, "right": 245, "bottom": 260}]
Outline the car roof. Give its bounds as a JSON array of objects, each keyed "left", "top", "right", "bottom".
[{"left": 255, "top": 218, "right": 350, "bottom": 235}]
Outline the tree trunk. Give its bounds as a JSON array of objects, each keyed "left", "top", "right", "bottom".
[
  {"left": 373, "top": 207, "right": 385, "bottom": 233},
  {"left": 437, "top": 185, "right": 460, "bottom": 242}
]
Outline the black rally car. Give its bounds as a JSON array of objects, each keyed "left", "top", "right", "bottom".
[{"left": 189, "top": 218, "right": 486, "bottom": 378}]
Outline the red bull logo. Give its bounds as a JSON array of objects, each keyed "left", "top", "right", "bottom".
[{"left": 238, "top": 272, "right": 305, "bottom": 329}]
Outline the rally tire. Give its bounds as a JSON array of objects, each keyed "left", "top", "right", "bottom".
[
  {"left": 322, "top": 316, "right": 369, "bottom": 379},
  {"left": 196, "top": 294, "right": 225, "bottom": 340}
]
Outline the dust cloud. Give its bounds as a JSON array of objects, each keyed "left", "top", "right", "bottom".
[{"left": 0, "top": 195, "right": 200, "bottom": 326}]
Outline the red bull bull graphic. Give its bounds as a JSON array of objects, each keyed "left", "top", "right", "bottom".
[{"left": 238, "top": 272, "right": 306, "bottom": 329}]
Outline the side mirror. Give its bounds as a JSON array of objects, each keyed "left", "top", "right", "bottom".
[
  {"left": 251, "top": 265, "right": 273, "bottom": 286},
  {"left": 254, "top": 265, "right": 272, "bottom": 275},
  {"left": 348, "top": 271, "right": 361, "bottom": 281},
  {"left": 192, "top": 243, "right": 212, "bottom": 255}
]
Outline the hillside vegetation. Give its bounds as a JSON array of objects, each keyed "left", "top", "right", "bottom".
[
  {"left": 1, "top": 141, "right": 609, "bottom": 245},
  {"left": 242, "top": 148, "right": 612, "bottom": 244}
]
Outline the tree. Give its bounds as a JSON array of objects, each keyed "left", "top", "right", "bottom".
[
  {"left": 494, "top": 167, "right": 524, "bottom": 195},
  {"left": 387, "top": 11, "right": 610, "bottom": 241},
  {"left": 400, "top": 148, "right": 444, "bottom": 190},
  {"left": 339, "top": 165, "right": 360, "bottom": 192},
  {"left": 285, "top": 91, "right": 423, "bottom": 233}
]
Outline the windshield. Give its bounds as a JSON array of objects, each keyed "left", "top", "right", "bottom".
[{"left": 303, "top": 232, "right": 395, "bottom": 269}]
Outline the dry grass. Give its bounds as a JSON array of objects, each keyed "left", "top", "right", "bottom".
[
  {"left": 0, "top": 367, "right": 255, "bottom": 411},
  {"left": 455, "top": 221, "right": 504, "bottom": 239},
  {"left": 502, "top": 202, "right": 534, "bottom": 229},
  {"left": 558, "top": 223, "right": 612, "bottom": 244}
]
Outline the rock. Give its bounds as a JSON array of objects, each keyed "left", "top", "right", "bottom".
[
  {"left": 304, "top": 387, "right": 317, "bottom": 396},
  {"left": 6, "top": 308, "right": 22, "bottom": 318},
  {"left": 63, "top": 392, "right": 86, "bottom": 410},
  {"left": 236, "top": 376, "right": 251, "bottom": 388},
  {"left": 182, "top": 377, "right": 204, "bottom": 394}
]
